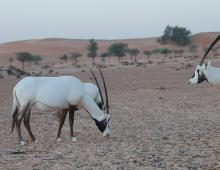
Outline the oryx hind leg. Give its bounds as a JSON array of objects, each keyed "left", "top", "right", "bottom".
[
  {"left": 23, "top": 107, "right": 37, "bottom": 144},
  {"left": 15, "top": 104, "right": 30, "bottom": 145}
]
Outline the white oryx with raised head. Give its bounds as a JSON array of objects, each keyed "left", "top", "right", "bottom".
[
  {"left": 189, "top": 35, "right": 220, "bottom": 86},
  {"left": 11, "top": 68, "right": 110, "bottom": 145}
]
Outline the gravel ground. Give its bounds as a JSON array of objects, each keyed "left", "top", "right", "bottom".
[{"left": 1, "top": 63, "right": 220, "bottom": 169}]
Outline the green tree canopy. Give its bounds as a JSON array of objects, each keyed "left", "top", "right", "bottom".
[
  {"left": 70, "top": 53, "right": 82, "bottom": 65},
  {"left": 127, "top": 48, "right": 140, "bottom": 63},
  {"left": 31, "top": 55, "right": 42, "bottom": 64},
  {"left": 100, "top": 52, "right": 108, "bottom": 62},
  {"left": 87, "top": 39, "right": 98, "bottom": 64},
  {"left": 160, "top": 48, "right": 172, "bottom": 57},
  {"left": 159, "top": 25, "right": 191, "bottom": 46},
  {"left": 16, "top": 52, "right": 33, "bottom": 70},
  {"left": 108, "top": 43, "right": 128, "bottom": 63},
  {"left": 143, "top": 50, "right": 152, "bottom": 61}
]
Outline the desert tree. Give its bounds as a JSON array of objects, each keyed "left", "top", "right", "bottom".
[
  {"left": 100, "top": 52, "right": 108, "bottom": 63},
  {"left": 173, "top": 49, "right": 184, "bottom": 58},
  {"left": 152, "top": 48, "right": 161, "bottom": 58},
  {"left": 189, "top": 45, "right": 197, "bottom": 53},
  {"left": 127, "top": 48, "right": 140, "bottom": 63},
  {"left": 87, "top": 39, "right": 98, "bottom": 65},
  {"left": 8, "top": 57, "right": 14, "bottom": 65},
  {"left": 16, "top": 52, "right": 33, "bottom": 71},
  {"left": 143, "top": 50, "right": 152, "bottom": 61},
  {"left": 108, "top": 43, "right": 128, "bottom": 63},
  {"left": 159, "top": 25, "right": 191, "bottom": 46},
  {"left": 59, "top": 54, "right": 68, "bottom": 64},
  {"left": 30, "top": 55, "right": 42, "bottom": 65},
  {"left": 70, "top": 53, "right": 82, "bottom": 65},
  {"left": 189, "top": 45, "right": 198, "bottom": 57},
  {"left": 160, "top": 48, "right": 172, "bottom": 61}
]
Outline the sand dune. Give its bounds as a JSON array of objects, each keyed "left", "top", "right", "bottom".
[{"left": 0, "top": 32, "right": 219, "bottom": 65}]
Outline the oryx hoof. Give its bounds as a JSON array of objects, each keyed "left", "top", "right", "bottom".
[
  {"left": 20, "top": 140, "right": 26, "bottom": 145},
  {"left": 56, "top": 138, "right": 62, "bottom": 142},
  {"left": 72, "top": 137, "right": 77, "bottom": 142},
  {"left": 34, "top": 140, "right": 38, "bottom": 143}
]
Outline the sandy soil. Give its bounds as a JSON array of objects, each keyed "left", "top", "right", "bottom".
[{"left": 1, "top": 59, "right": 220, "bottom": 169}]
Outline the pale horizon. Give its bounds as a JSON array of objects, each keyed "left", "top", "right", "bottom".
[{"left": 0, "top": 0, "right": 220, "bottom": 43}]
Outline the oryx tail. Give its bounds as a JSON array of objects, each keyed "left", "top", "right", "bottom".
[{"left": 11, "top": 90, "right": 19, "bottom": 133}]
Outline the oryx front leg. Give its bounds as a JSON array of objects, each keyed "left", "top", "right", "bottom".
[
  {"left": 56, "top": 109, "right": 68, "bottom": 142},
  {"left": 69, "top": 106, "right": 77, "bottom": 142}
]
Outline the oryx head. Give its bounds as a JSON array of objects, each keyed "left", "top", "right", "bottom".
[
  {"left": 90, "top": 67, "right": 110, "bottom": 137},
  {"left": 189, "top": 35, "right": 220, "bottom": 86},
  {"left": 189, "top": 61, "right": 211, "bottom": 85}
]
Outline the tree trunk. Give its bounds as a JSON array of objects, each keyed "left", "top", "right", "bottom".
[
  {"left": 134, "top": 55, "right": 137, "bottom": 63},
  {"left": 92, "top": 56, "right": 95, "bottom": 65},
  {"left": 74, "top": 57, "right": 78, "bottom": 65},
  {"left": 22, "top": 62, "right": 25, "bottom": 71},
  {"left": 130, "top": 55, "right": 133, "bottom": 63}
]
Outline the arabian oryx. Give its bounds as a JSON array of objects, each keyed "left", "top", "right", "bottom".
[
  {"left": 11, "top": 68, "right": 110, "bottom": 145},
  {"left": 189, "top": 35, "right": 220, "bottom": 86},
  {"left": 48, "top": 68, "right": 109, "bottom": 142}
]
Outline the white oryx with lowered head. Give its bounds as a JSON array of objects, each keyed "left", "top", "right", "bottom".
[
  {"left": 49, "top": 68, "right": 109, "bottom": 142},
  {"left": 189, "top": 35, "right": 220, "bottom": 86},
  {"left": 11, "top": 68, "right": 110, "bottom": 145}
]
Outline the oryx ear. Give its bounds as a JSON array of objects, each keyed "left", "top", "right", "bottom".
[
  {"left": 205, "top": 60, "right": 212, "bottom": 69},
  {"left": 207, "top": 60, "right": 212, "bottom": 66}
]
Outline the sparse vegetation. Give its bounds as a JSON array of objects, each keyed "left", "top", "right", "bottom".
[
  {"left": 160, "top": 48, "right": 172, "bottom": 61},
  {"left": 70, "top": 53, "right": 82, "bottom": 65},
  {"left": 59, "top": 54, "right": 68, "bottom": 63},
  {"left": 127, "top": 48, "right": 140, "bottom": 63},
  {"left": 15, "top": 52, "right": 43, "bottom": 70},
  {"left": 143, "top": 50, "right": 152, "bottom": 61},
  {"left": 16, "top": 52, "right": 32, "bottom": 70},
  {"left": 108, "top": 43, "right": 128, "bottom": 63},
  {"left": 159, "top": 25, "right": 191, "bottom": 46},
  {"left": 8, "top": 57, "right": 14, "bottom": 64},
  {"left": 31, "top": 55, "right": 42, "bottom": 65},
  {"left": 100, "top": 52, "right": 108, "bottom": 63},
  {"left": 87, "top": 39, "right": 98, "bottom": 65}
]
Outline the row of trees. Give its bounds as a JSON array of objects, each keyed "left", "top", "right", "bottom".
[
  {"left": 87, "top": 40, "right": 140, "bottom": 64},
  {"left": 143, "top": 48, "right": 185, "bottom": 61},
  {"left": 59, "top": 53, "right": 82, "bottom": 65},
  {"left": 87, "top": 39, "right": 189, "bottom": 64}
]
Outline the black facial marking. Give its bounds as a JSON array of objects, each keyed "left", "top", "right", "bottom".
[
  {"left": 198, "top": 72, "right": 207, "bottom": 84},
  {"left": 97, "top": 102, "right": 102, "bottom": 110},
  {"left": 191, "top": 73, "right": 195, "bottom": 78},
  {"left": 92, "top": 117, "right": 108, "bottom": 133}
]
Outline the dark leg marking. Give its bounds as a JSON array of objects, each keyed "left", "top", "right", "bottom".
[
  {"left": 69, "top": 106, "right": 77, "bottom": 138},
  {"left": 23, "top": 109, "right": 36, "bottom": 143},
  {"left": 15, "top": 104, "right": 30, "bottom": 143},
  {"left": 56, "top": 109, "right": 68, "bottom": 139}
]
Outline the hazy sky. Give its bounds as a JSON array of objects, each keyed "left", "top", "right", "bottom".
[{"left": 0, "top": 0, "right": 219, "bottom": 42}]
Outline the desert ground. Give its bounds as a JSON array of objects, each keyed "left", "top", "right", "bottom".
[
  {"left": 1, "top": 57, "right": 220, "bottom": 169},
  {"left": 1, "top": 32, "right": 220, "bottom": 169}
]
